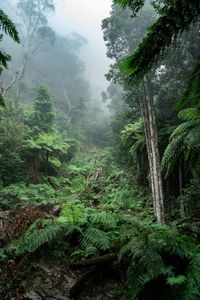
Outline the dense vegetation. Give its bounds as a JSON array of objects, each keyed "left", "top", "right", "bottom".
[{"left": 0, "top": 0, "right": 200, "bottom": 299}]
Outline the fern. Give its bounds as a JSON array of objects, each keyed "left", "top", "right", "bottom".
[
  {"left": 11, "top": 220, "right": 82, "bottom": 255},
  {"left": 118, "top": 221, "right": 200, "bottom": 299},
  {"left": 167, "top": 275, "right": 186, "bottom": 286},
  {"left": 14, "top": 224, "right": 65, "bottom": 255},
  {"left": 81, "top": 227, "right": 111, "bottom": 251},
  {"left": 170, "top": 120, "right": 197, "bottom": 140},
  {"left": 90, "top": 211, "right": 118, "bottom": 229},
  {"left": 178, "top": 108, "right": 200, "bottom": 121}
]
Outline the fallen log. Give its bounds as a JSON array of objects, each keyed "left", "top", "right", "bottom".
[{"left": 70, "top": 253, "right": 117, "bottom": 268}]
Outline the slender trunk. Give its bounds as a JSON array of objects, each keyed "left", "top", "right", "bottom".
[
  {"left": 61, "top": 79, "right": 72, "bottom": 110},
  {"left": 45, "top": 150, "right": 49, "bottom": 175},
  {"left": 140, "top": 85, "right": 157, "bottom": 218},
  {"left": 179, "top": 164, "right": 185, "bottom": 218},
  {"left": 32, "top": 156, "right": 40, "bottom": 184},
  {"left": 15, "top": 55, "right": 27, "bottom": 104},
  {"left": 140, "top": 80, "right": 165, "bottom": 223},
  {"left": 147, "top": 77, "right": 165, "bottom": 223},
  {"left": 166, "top": 179, "right": 172, "bottom": 221}
]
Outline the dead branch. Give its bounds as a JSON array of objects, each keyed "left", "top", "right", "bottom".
[
  {"left": 86, "top": 156, "right": 98, "bottom": 187},
  {"left": 0, "top": 66, "right": 22, "bottom": 96},
  {"left": 47, "top": 177, "right": 58, "bottom": 190},
  {"left": 177, "top": 215, "right": 200, "bottom": 226},
  {"left": 0, "top": 216, "right": 12, "bottom": 223}
]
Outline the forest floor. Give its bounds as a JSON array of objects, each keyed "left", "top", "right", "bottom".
[{"left": 0, "top": 150, "right": 133, "bottom": 299}]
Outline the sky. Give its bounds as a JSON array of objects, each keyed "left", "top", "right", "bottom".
[{"left": 49, "top": 0, "right": 113, "bottom": 94}]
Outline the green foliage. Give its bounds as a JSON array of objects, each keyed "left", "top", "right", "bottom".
[
  {"left": 116, "top": 0, "right": 200, "bottom": 83},
  {"left": 177, "top": 179, "right": 200, "bottom": 215},
  {"left": 167, "top": 275, "right": 186, "bottom": 286},
  {"left": 0, "top": 183, "right": 57, "bottom": 209},
  {"left": 58, "top": 200, "right": 87, "bottom": 224},
  {"left": 118, "top": 222, "right": 200, "bottom": 299},
  {"left": 0, "top": 101, "right": 28, "bottom": 185},
  {"left": 90, "top": 211, "right": 118, "bottom": 230},
  {"left": 175, "top": 55, "right": 200, "bottom": 109},
  {"left": 28, "top": 86, "right": 55, "bottom": 134},
  {"left": 12, "top": 219, "right": 82, "bottom": 255},
  {"left": 114, "top": 0, "right": 145, "bottom": 16},
  {"left": 81, "top": 227, "right": 111, "bottom": 251},
  {"left": 121, "top": 118, "right": 145, "bottom": 155},
  {"left": 0, "top": 9, "right": 20, "bottom": 74},
  {"left": 14, "top": 222, "right": 64, "bottom": 255},
  {"left": 161, "top": 108, "right": 200, "bottom": 178}
]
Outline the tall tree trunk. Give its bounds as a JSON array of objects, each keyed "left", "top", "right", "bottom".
[{"left": 140, "top": 79, "right": 165, "bottom": 223}]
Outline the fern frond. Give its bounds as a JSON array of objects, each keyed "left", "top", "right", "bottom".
[
  {"left": 167, "top": 275, "right": 186, "bottom": 286},
  {"left": 90, "top": 211, "right": 117, "bottom": 229},
  {"left": 170, "top": 121, "right": 197, "bottom": 141},
  {"left": 178, "top": 108, "right": 200, "bottom": 121},
  {"left": 14, "top": 224, "right": 65, "bottom": 255},
  {"left": 161, "top": 135, "right": 183, "bottom": 175},
  {"left": 81, "top": 227, "right": 111, "bottom": 251}
]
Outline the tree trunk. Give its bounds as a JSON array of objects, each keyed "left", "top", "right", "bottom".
[
  {"left": 45, "top": 150, "right": 49, "bottom": 175},
  {"left": 179, "top": 163, "right": 185, "bottom": 218},
  {"left": 15, "top": 54, "right": 27, "bottom": 104},
  {"left": 32, "top": 156, "right": 40, "bottom": 184},
  {"left": 140, "top": 79, "right": 165, "bottom": 223}
]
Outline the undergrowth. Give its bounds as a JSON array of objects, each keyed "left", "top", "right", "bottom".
[{"left": 1, "top": 151, "right": 200, "bottom": 299}]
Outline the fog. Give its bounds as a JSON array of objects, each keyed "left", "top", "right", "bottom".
[
  {"left": 2, "top": 0, "right": 112, "bottom": 98},
  {"left": 49, "top": 0, "right": 112, "bottom": 92}
]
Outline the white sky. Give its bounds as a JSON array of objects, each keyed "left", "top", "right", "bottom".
[{"left": 49, "top": 0, "right": 113, "bottom": 93}]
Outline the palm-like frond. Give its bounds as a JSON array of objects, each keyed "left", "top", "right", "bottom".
[
  {"left": 161, "top": 108, "right": 200, "bottom": 178},
  {"left": 0, "top": 10, "right": 20, "bottom": 43},
  {"left": 178, "top": 108, "right": 200, "bottom": 121}
]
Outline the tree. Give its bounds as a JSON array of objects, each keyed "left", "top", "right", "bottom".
[
  {"left": 0, "top": 100, "right": 27, "bottom": 185},
  {"left": 114, "top": 0, "right": 200, "bottom": 84},
  {"left": 27, "top": 132, "right": 69, "bottom": 183},
  {"left": 0, "top": 0, "right": 55, "bottom": 101},
  {"left": 27, "top": 86, "right": 55, "bottom": 135},
  {"left": 103, "top": 4, "right": 165, "bottom": 222}
]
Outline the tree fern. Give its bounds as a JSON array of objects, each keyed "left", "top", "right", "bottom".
[{"left": 161, "top": 110, "right": 200, "bottom": 177}]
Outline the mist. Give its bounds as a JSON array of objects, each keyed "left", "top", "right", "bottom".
[
  {"left": 2, "top": 0, "right": 112, "bottom": 101},
  {"left": 49, "top": 0, "right": 112, "bottom": 92}
]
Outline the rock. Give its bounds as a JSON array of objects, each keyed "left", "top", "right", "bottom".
[{"left": 22, "top": 263, "right": 74, "bottom": 300}]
